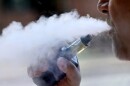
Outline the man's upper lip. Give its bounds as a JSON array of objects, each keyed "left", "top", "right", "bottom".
[{"left": 100, "top": 2, "right": 109, "bottom": 7}]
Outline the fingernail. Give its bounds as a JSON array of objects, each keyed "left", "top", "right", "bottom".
[{"left": 57, "top": 57, "right": 67, "bottom": 73}]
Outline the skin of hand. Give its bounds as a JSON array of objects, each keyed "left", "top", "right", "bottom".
[
  {"left": 97, "top": 0, "right": 130, "bottom": 60},
  {"left": 56, "top": 57, "right": 81, "bottom": 86},
  {"left": 27, "top": 57, "right": 81, "bottom": 86}
]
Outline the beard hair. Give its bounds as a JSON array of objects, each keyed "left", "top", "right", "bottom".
[
  {"left": 107, "top": 17, "right": 129, "bottom": 59},
  {"left": 112, "top": 31, "right": 128, "bottom": 59}
]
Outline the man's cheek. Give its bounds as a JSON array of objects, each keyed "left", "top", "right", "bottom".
[
  {"left": 109, "top": 0, "right": 130, "bottom": 35},
  {"left": 109, "top": 0, "right": 119, "bottom": 21},
  {"left": 109, "top": 0, "right": 127, "bottom": 31},
  {"left": 110, "top": 0, "right": 130, "bottom": 14}
]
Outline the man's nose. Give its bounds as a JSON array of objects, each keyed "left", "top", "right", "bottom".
[{"left": 97, "top": 0, "right": 109, "bottom": 14}]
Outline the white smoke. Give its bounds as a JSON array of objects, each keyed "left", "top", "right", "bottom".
[{"left": 0, "top": 11, "right": 110, "bottom": 66}]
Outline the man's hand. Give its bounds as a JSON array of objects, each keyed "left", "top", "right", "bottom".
[
  {"left": 57, "top": 57, "right": 81, "bottom": 86},
  {"left": 27, "top": 57, "right": 81, "bottom": 86}
]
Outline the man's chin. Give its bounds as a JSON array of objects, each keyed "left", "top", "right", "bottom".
[
  {"left": 112, "top": 34, "right": 130, "bottom": 60},
  {"left": 107, "top": 17, "right": 130, "bottom": 60},
  {"left": 107, "top": 18, "right": 128, "bottom": 60}
]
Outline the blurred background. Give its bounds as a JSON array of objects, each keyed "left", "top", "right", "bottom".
[
  {"left": 0, "top": 0, "right": 106, "bottom": 31},
  {"left": 0, "top": 0, "right": 130, "bottom": 86}
]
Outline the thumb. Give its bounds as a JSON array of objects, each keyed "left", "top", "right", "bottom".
[{"left": 57, "top": 57, "right": 81, "bottom": 84}]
